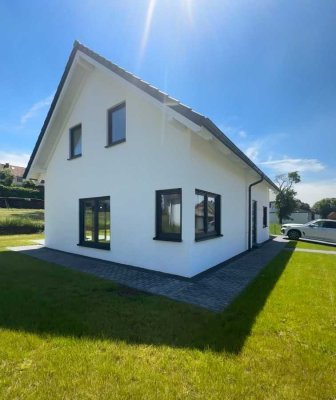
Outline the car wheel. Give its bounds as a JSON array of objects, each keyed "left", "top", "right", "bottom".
[{"left": 288, "top": 230, "right": 301, "bottom": 240}]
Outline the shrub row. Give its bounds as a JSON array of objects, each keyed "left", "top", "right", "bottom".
[
  {"left": 0, "top": 197, "right": 44, "bottom": 209},
  {"left": 0, "top": 184, "right": 43, "bottom": 200},
  {"left": 0, "top": 218, "right": 44, "bottom": 235}
]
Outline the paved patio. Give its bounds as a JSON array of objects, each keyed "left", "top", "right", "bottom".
[{"left": 10, "top": 237, "right": 287, "bottom": 312}]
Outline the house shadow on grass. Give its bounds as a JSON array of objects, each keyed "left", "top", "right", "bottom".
[{"left": 0, "top": 243, "right": 295, "bottom": 354}]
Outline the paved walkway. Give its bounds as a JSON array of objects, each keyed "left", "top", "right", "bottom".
[{"left": 10, "top": 237, "right": 287, "bottom": 312}]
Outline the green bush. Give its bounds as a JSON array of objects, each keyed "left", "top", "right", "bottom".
[
  {"left": 0, "top": 169, "right": 14, "bottom": 186},
  {"left": 0, "top": 184, "right": 43, "bottom": 200},
  {"left": 0, "top": 218, "right": 44, "bottom": 235}
]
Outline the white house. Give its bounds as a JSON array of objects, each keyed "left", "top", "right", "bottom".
[
  {"left": 0, "top": 163, "right": 25, "bottom": 186},
  {"left": 24, "top": 41, "right": 278, "bottom": 278}
]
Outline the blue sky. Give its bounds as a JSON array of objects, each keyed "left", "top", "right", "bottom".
[{"left": 0, "top": 0, "right": 335, "bottom": 205}]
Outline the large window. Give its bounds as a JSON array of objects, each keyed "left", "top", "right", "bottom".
[
  {"left": 195, "top": 189, "right": 221, "bottom": 241},
  {"left": 107, "top": 102, "right": 126, "bottom": 146},
  {"left": 155, "top": 189, "right": 182, "bottom": 241},
  {"left": 79, "top": 196, "right": 110, "bottom": 249},
  {"left": 69, "top": 124, "right": 82, "bottom": 159}
]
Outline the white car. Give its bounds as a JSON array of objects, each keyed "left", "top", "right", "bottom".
[{"left": 281, "top": 219, "right": 336, "bottom": 242}]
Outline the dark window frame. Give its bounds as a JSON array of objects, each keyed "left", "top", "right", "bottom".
[
  {"left": 195, "top": 189, "right": 222, "bottom": 241},
  {"left": 106, "top": 102, "right": 126, "bottom": 147},
  {"left": 78, "top": 196, "right": 110, "bottom": 250},
  {"left": 263, "top": 206, "right": 268, "bottom": 228},
  {"left": 154, "top": 188, "right": 182, "bottom": 242},
  {"left": 69, "top": 124, "right": 82, "bottom": 159}
]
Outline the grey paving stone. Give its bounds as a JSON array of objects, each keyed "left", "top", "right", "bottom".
[{"left": 11, "top": 236, "right": 287, "bottom": 312}]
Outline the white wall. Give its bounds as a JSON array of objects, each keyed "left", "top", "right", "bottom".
[
  {"left": 250, "top": 181, "right": 270, "bottom": 244},
  {"left": 44, "top": 59, "right": 271, "bottom": 277},
  {"left": 45, "top": 65, "right": 194, "bottom": 276},
  {"left": 189, "top": 134, "right": 248, "bottom": 275}
]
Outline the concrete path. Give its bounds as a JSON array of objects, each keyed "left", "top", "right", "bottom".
[
  {"left": 9, "top": 237, "right": 287, "bottom": 312},
  {"left": 285, "top": 248, "right": 336, "bottom": 255}
]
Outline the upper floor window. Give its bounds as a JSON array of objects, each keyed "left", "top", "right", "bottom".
[
  {"left": 69, "top": 124, "right": 82, "bottom": 159},
  {"left": 195, "top": 189, "right": 221, "bottom": 241},
  {"left": 107, "top": 102, "right": 126, "bottom": 146},
  {"left": 154, "top": 189, "right": 182, "bottom": 242}
]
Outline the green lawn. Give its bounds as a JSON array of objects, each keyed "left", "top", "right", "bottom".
[
  {"left": 0, "top": 235, "right": 335, "bottom": 399},
  {"left": 287, "top": 240, "right": 336, "bottom": 251},
  {"left": 0, "top": 208, "right": 44, "bottom": 235},
  {"left": 0, "top": 208, "right": 44, "bottom": 220}
]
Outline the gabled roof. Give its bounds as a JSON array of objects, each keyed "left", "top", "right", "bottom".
[
  {"left": 24, "top": 41, "right": 279, "bottom": 191},
  {"left": 0, "top": 163, "right": 25, "bottom": 178}
]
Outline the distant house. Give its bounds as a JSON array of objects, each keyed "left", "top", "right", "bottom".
[
  {"left": 269, "top": 201, "right": 320, "bottom": 224},
  {"left": 0, "top": 163, "right": 25, "bottom": 186},
  {"left": 24, "top": 41, "right": 279, "bottom": 278},
  {"left": 327, "top": 211, "right": 336, "bottom": 220}
]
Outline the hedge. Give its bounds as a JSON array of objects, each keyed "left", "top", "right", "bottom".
[
  {"left": 0, "top": 218, "right": 44, "bottom": 235},
  {"left": 0, "top": 198, "right": 44, "bottom": 209},
  {"left": 0, "top": 184, "right": 43, "bottom": 200}
]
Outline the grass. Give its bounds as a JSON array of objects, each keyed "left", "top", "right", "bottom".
[
  {"left": 0, "top": 208, "right": 44, "bottom": 234},
  {"left": 286, "top": 239, "right": 336, "bottom": 251},
  {"left": 0, "top": 208, "right": 44, "bottom": 220},
  {"left": 270, "top": 223, "right": 281, "bottom": 235},
  {"left": 0, "top": 233, "right": 44, "bottom": 248},
  {"left": 0, "top": 235, "right": 335, "bottom": 399}
]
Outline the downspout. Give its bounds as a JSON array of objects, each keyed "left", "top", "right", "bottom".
[{"left": 248, "top": 175, "right": 264, "bottom": 251}]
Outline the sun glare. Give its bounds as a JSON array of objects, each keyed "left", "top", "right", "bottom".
[
  {"left": 139, "top": 0, "right": 157, "bottom": 62},
  {"left": 185, "top": 0, "right": 193, "bottom": 25},
  {"left": 138, "top": 0, "right": 194, "bottom": 63}
]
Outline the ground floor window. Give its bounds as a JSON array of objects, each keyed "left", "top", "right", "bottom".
[
  {"left": 263, "top": 206, "right": 268, "bottom": 228},
  {"left": 79, "top": 196, "right": 110, "bottom": 249},
  {"left": 195, "top": 189, "right": 221, "bottom": 241},
  {"left": 154, "top": 189, "right": 182, "bottom": 241}
]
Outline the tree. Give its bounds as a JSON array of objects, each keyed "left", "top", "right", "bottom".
[
  {"left": 312, "top": 198, "right": 336, "bottom": 218},
  {"left": 275, "top": 171, "right": 301, "bottom": 224},
  {"left": 295, "top": 199, "right": 311, "bottom": 212},
  {"left": 0, "top": 168, "right": 14, "bottom": 186}
]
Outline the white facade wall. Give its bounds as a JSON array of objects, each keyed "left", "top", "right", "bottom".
[
  {"left": 44, "top": 63, "right": 271, "bottom": 277},
  {"left": 188, "top": 134, "right": 269, "bottom": 275}
]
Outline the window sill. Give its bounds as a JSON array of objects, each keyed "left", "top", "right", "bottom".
[
  {"left": 105, "top": 139, "right": 126, "bottom": 148},
  {"left": 195, "top": 233, "right": 223, "bottom": 242},
  {"left": 153, "top": 236, "right": 182, "bottom": 242},
  {"left": 77, "top": 242, "right": 110, "bottom": 250},
  {"left": 67, "top": 154, "right": 82, "bottom": 160}
]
